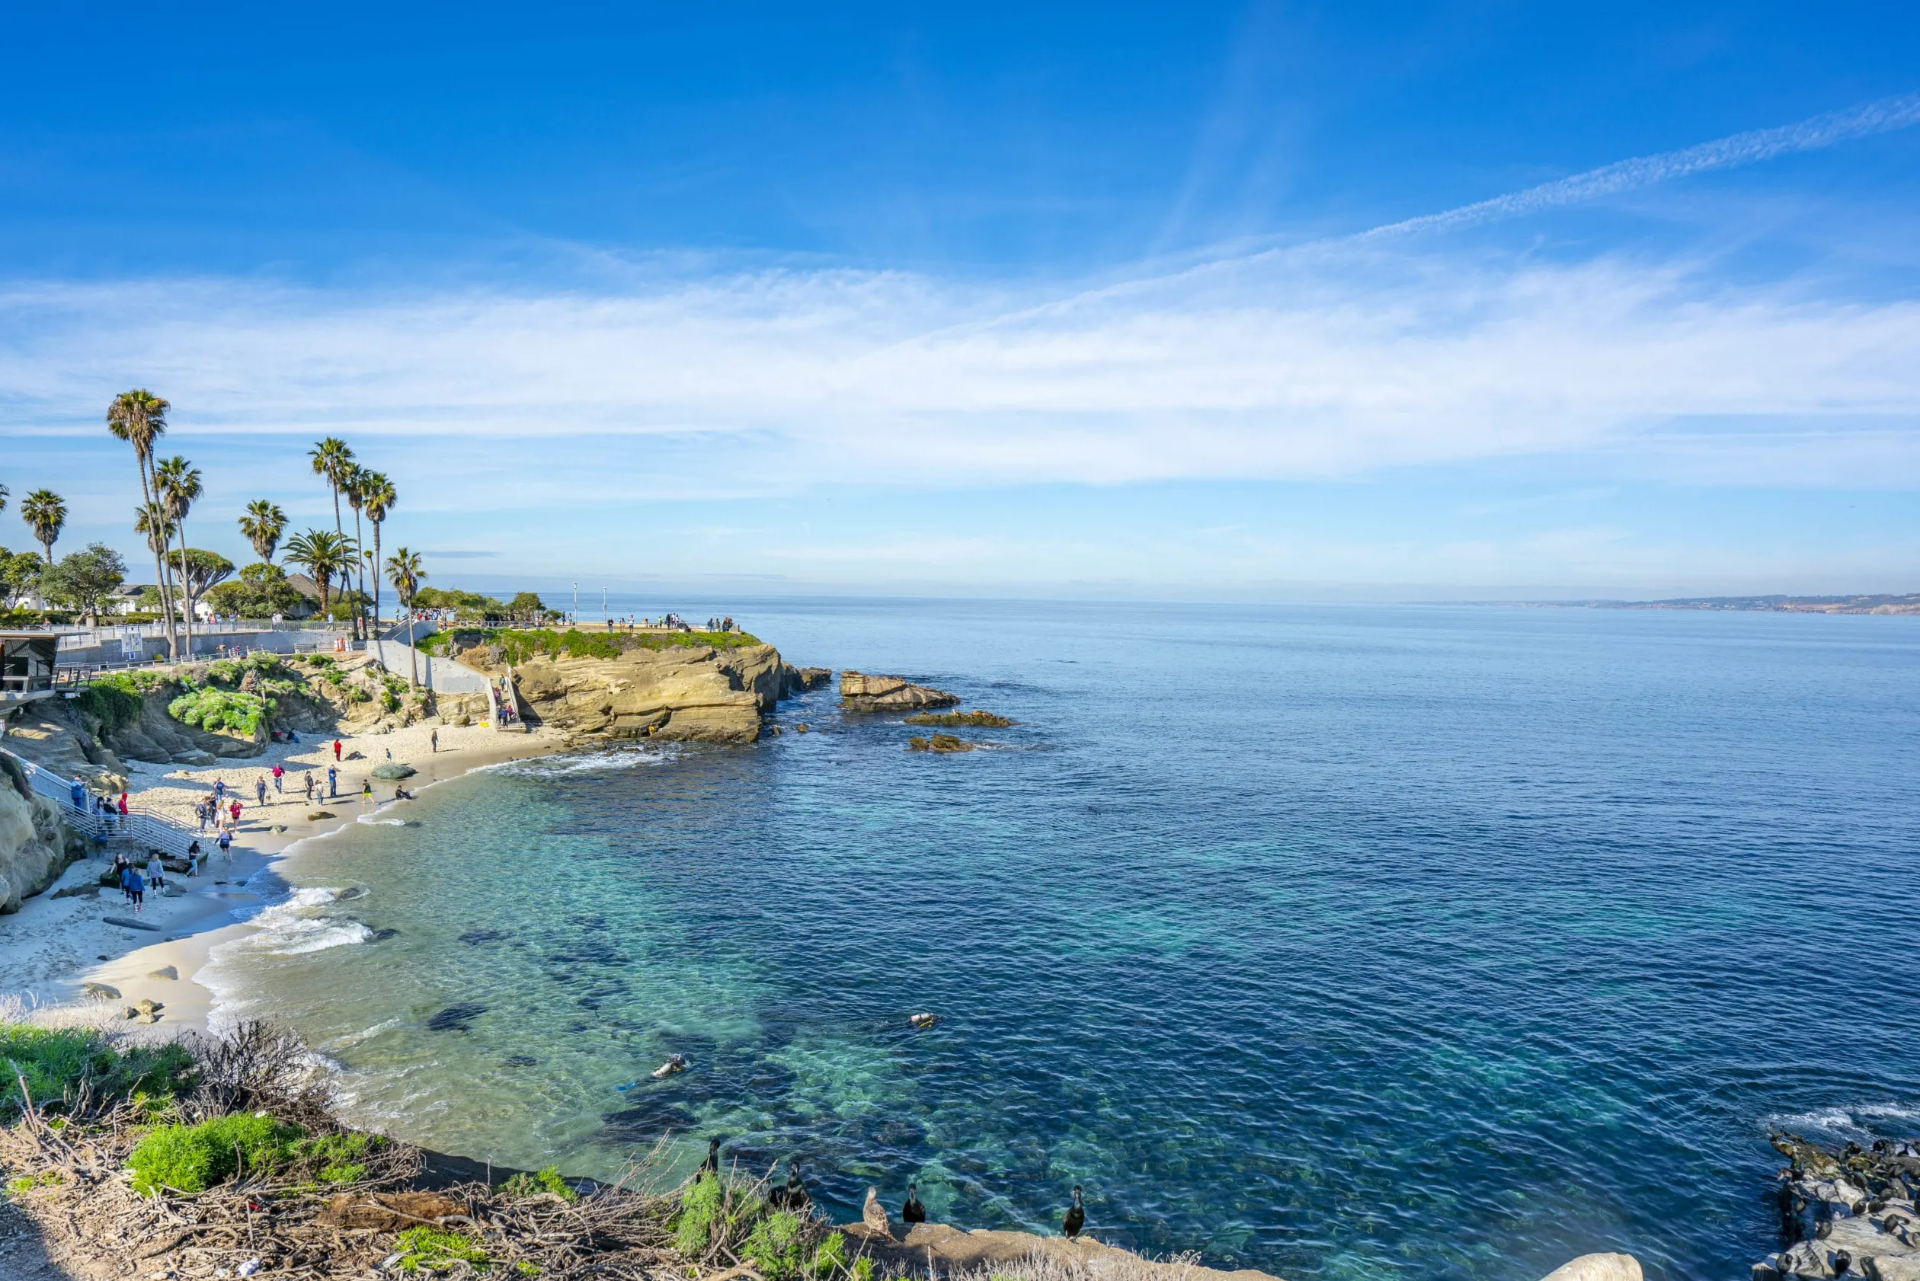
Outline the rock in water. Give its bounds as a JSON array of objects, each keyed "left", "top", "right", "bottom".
[
  {"left": 371, "top": 762, "right": 417, "bottom": 780},
  {"left": 840, "top": 672, "right": 960, "bottom": 712},
  {"left": 1538, "top": 1255, "right": 1643, "bottom": 1281},
  {"left": 147, "top": 966, "right": 178, "bottom": 980}
]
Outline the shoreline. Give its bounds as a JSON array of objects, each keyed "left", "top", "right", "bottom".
[{"left": 0, "top": 718, "right": 574, "bottom": 1037}]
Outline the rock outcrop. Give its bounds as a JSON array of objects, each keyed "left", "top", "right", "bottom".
[
  {"left": 1754, "top": 1132, "right": 1920, "bottom": 1279},
  {"left": 460, "top": 642, "right": 789, "bottom": 743},
  {"left": 0, "top": 762, "right": 81, "bottom": 914},
  {"left": 1540, "top": 1256, "right": 1641, "bottom": 1281},
  {"left": 846, "top": 1221, "right": 1279, "bottom": 1281},
  {"left": 840, "top": 672, "right": 960, "bottom": 712},
  {"left": 2, "top": 697, "right": 129, "bottom": 788},
  {"left": 783, "top": 665, "right": 832, "bottom": 695}
]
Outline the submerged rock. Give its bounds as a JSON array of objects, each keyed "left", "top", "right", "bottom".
[
  {"left": 426, "top": 1002, "right": 488, "bottom": 1032},
  {"left": 908, "top": 734, "right": 975, "bottom": 754}
]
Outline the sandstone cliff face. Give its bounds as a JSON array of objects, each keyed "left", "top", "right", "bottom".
[
  {"left": 0, "top": 765, "right": 80, "bottom": 913},
  {"left": 465, "top": 642, "right": 787, "bottom": 743}
]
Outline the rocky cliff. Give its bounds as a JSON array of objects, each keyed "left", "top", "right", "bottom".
[
  {"left": 0, "top": 757, "right": 81, "bottom": 914},
  {"left": 455, "top": 640, "right": 793, "bottom": 743}
]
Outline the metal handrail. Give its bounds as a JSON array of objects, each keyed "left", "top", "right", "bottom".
[{"left": 1, "top": 744, "right": 198, "bottom": 859}]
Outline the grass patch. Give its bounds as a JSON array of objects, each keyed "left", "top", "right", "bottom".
[
  {"left": 396, "top": 1225, "right": 490, "bottom": 1274},
  {"left": 0, "top": 1025, "right": 194, "bottom": 1118},
  {"left": 293, "top": 1130, "right": 383, "bottom": 1184},
  {"left": 903, "top": 710, "right": 1014, "bottom": 728},
  {"left": 5, "top": 1169, "right": 63, "bottom": 1196},
  {"left": 425, "top": 627, "right": 761, "bottom": 664},
  {"left": 127, "top": 1113, "right": 304, "bottom": 1196}
]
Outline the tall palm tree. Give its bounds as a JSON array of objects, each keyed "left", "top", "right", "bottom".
[
  {"left": 0, "top": 483, "right": 8, "bottom": 516},
  {"left": 239, "top": 500, "right": 288, "bottom": 563},
  {"left": 283, "top": 529, "right": 352, "bottom": 614},
  {"left": 308, "top": 438, "right": 357, "bottom": 637},
  {"left": 385, "top": 547, "right": 426, "bottom": 689},
  {"left": 134, "top": 504, "right": 176, "bottom": 620},
  {"left": 20, "top": 489, "right": 65, "bottom": 564},
  {"left": 108, "top": 390, "right": 178, "bottom": 658},
  {"left": 343, "top": 464, "right": 373, "bottom": 637},
  {"left": 155, "top": 456, "right": 203, "bottom": 657},
  {"left": 359, "top": 471, "right": 395, "bottom": 630}
]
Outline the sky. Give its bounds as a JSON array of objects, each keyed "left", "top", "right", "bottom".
[{"left": 2, "top": 2, "right": 1918, "bottom": 601}]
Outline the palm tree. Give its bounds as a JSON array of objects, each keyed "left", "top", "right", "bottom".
[
  {"left": 20, "top": 489, "right": 65, "bottom": 564},
  {"left": 155, "top": 456, "right": 203, "bottom": 657},
  {"left": 308, "top": 438, "right": 357, "bottom": 637},
  {"left": 0, "top": 483, "right": 8, "bottom": 515},
  {"left": 385, "top": 547, "right": 426, "bottom": 689},
  {"left": 359, "top": 471, "right": 395, "bottom": 630},
  {"left": 343, "top": 463, "right": 374, "bottom": 638},
  {"left": 134, "top": 504, "right": 176, "bottom": 620},
  {"left": 108, "top": 390, "right": 178, "bottom": 658},
  {"left": 283, "top": 529, "right": 352, "bottom": 614},
  {"left": 239, "top": 500, "right": 288, "bottom": 563}
]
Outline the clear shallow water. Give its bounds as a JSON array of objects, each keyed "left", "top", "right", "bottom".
[{"left": 201, "top": 600, "right": 1920, "bottom": 1281}]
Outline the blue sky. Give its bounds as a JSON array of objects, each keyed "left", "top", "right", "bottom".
[{"left": 3, "top": 2, "right": 1918, "bottom": 599}]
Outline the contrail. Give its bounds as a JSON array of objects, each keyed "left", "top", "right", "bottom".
[{"left": 1356, "top": 91, "right": 1920, "bottom": 242}]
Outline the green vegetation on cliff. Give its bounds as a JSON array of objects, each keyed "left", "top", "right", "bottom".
[{"left": 424, "top": 626, "right": 762, "bottom": 663}]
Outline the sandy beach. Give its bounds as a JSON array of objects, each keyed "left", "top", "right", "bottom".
[{"left": 0, "top": 717, "right": 570, "bottom": 1037}]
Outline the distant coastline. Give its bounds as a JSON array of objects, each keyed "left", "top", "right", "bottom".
[{"left": 1473, "top": 593, "right": 1920, "bottom": 615}]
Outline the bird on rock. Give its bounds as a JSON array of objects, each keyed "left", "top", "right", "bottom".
[
  {"left": 699, "top": 1137, "right": 722, "bottom": 1178},
  {"left": 902, "top": 1181, "right": 926, "bottom": 1224},
  {"left": 781, "top": 1163, "right": 810, "bottom": 1212},
  {"left": 863, "top": 1187, "right": 892, "bottom": 1239},
  {"left": 1063, "top": 1186, "right": 1085, "bottom": 1240}
]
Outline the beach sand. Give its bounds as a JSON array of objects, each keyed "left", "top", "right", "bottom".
[{"left": 0, "top": 718, "right": 569, "bottom": 1037}]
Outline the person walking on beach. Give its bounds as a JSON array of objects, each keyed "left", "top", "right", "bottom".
[
  {"left": 186, "top": 840, "right": 201, "bottom": 875},
  {"left": 229, "top": 798, "right": 242, "bottom": 828},
  {"left": 333, "top": 738, "right": 342, "bottom": 761},
  {"left": 327, "top": 765, "right": 338, "bottom": 798},
  {"left": 303, "top": 772, "right": 314, "bottom": 803},
  {"left": 128, "top": 867, "right": 144, "bottom": 913},
  {"left": 360, "top": 779, "right": 373, "bottom": 811},
  {"left": 430, "top": 728, "right": 438, "bottom": 753},
  {"left": 214, "top": 778, "right": 226, "bottom": 803},
  {"left": 255, "top": 776, "right": 268, "bottom": 807},
  {"left": 117, "top": 858, "right": 132, "bottom": 902},
  {"left": 217, "top": 828, "right": 232, "bottom": 861},
  {"left": 272, "top": 763, "right": 285, "bottom": 795}
]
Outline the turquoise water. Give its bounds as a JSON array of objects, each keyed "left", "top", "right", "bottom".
[{"left": 202, "top": 600, "right": 1920, "bottom": 1280}]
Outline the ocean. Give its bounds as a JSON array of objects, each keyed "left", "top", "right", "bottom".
[{"left": 197, "top": 598, "right": 1920, "bottom": 1280}]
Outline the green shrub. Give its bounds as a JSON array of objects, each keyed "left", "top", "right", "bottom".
[
  {"left": 73, "top": 677, "right": 144, "bottom": 733},
  {"left": 5, "top": 1170, "right": 63, "bottom": 1197},
  {"left": 809, "top": 1231, "right": 849, "bottom": 1278},
  {"left": 304, "top": 654, "right": 335, "bottom": 669},
  {"left": 167, "top": 686, "right": 272, "bottom": 735},
  {"left": 743, "top": 1209, "right": 806, "bottom": 1281},
  {"left": 396, "top": 1226, "right": 489, "bottom": 1274},
  {"left": 293, "top": 1131, "right": 383, "bottom": 1184},
  {"left": 0, "top": 1024, "right": 194, "bottom": 1117},
  {"left": 674, "top": 1173, "right": 725, "bottom": 1256},
  {"left": 348, "top": 687, "right": 371, "bottom": 704},
  {"left": 127, "top": 1113, "right": 304, "bottom": 1196},
  {"left": 851, "top": 1257, "right": 875, "bottom": 1281},
  {"left": 501, "top": 1165, "right": 577, "bottom": 1202}
]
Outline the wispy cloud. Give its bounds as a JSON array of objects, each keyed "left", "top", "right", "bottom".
[{"left": 1, "top": 95, "right": 1917, "bottom": 509}]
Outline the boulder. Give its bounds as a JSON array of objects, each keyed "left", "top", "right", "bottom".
[
  {"left": 371, "top": 763, "right": 417, "bottom": 780},
  {"left": 840, "top": 672, "right": 960, "bottom": 712},
  {"left": 1539, "top": 1256, "right": 1642, "bottom": 1281},
  {"left": 781, "top": 665, "right": 832, "bottom": 696},
  {"left": 147, "top": 966, "right": 178, "bottom": 980},
  {"left": 79, "top": 982, "right": 121, "bottom": 1001},
  {"left": 0, "top": 783, "right": 78, "bottom": 913},
  {"left": 477, "top": 641, "right": 787, "bottom": 743}
]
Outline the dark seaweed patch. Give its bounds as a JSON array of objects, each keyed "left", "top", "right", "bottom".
[
  {"left": 427, "top": 1002, "right": 488, "bottom": 1032},
  {"left": 458, "top": 928, "right": 505, "bottom": 946},
  {"left": 504, "top": 1054, "right": 539, "bottom": 1067}
]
